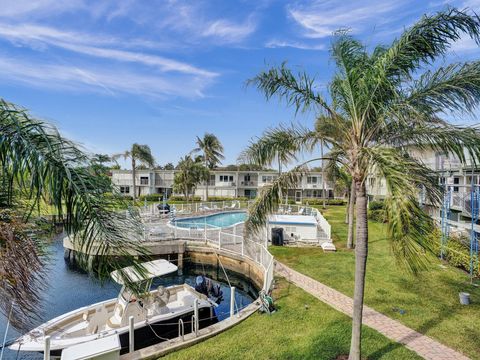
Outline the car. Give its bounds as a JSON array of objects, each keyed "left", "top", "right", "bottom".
[{"left": 157, "top": 203, "right": 170, "bottom": 214}]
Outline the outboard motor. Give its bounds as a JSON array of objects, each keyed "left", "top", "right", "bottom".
[{"left": 195, "top": 275, "right": 208, "bottom": 296}]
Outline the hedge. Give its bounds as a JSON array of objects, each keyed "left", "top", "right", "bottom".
[
  {"left": 139, "top": 194, "right": 163, "bottom": 202},
  {"left": 207, "top": 196, "right": 249, "bottom": 202},
  {"left": 368, "top": 209, "right": 387, "bottom": 223},
  {"left": 368, "top": 200, "right": 385, "bottom": 211},
  {"left": 168, "top": 195, "right": 202, "bottom": 202},
  {"left": 302, "top": 199, "right": 346, "bottom": 206},
  {"left": 430, "top": 233, "right": 480, "bottom": 278}
]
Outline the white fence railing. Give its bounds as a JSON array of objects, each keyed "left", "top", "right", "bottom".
[{"left": 140, "top": 200, "right": 331, "bottom": 292}]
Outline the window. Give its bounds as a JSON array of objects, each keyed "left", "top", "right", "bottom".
[
  {"left": 244, "top": 174, "right": 251, "bottom": 182},
  {"left": 453, "top": 177, "right": 460, "bottom": 192},
  {"left": 140, "top": 176, "right": 149, "bottom": 185},
  {"left": 262, "top": 175, "right": 276, "bottom": 183},
  {"left": 120, "top": 186, "right": 130, "bottom": 194},
  {"left": 229, "top": 175, "right": 234, "bottom": 182},
  {"left": 307, "top": 176, "right": 318, "bottom": 184}
]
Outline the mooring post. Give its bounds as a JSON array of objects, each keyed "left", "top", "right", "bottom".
[
  {"left": 194, "top": 299, "right": 199, "bottom": 336},
  {"left": 230, "top": 286, "right": 236, "bottom": 318},
  {"left": 129, "top": 316, "right": 134, "bottom": 353},
  {"left": 44, "top": 336, "right": 50, "bottom": 360}
]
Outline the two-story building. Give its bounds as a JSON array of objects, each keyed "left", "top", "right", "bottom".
[
  {"left": 366, "top": 146, "right": 480, "bottom": 236},
  {"left": 110, "top": 169, "right": 334, "bottom": 202}
]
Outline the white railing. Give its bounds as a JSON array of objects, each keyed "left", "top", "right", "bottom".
[{"left": 140, "top": 200, "right": 332, "bottom": 292}]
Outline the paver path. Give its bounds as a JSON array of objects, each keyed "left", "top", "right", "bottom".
[{"left": 275, "top": 261, "right": 470, "bottom": 360}]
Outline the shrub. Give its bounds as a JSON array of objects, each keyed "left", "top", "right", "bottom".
[
  {"left": 139, "top": 194, "right": 163, "bottom": 202},
  {"left": 368, "top": 200, "right": 385, "bottom": 211},
  {"left": 207, "top": 196, "right": 249, "bottom": 202},
  {"left": 368, "top": 209, "right": 387, "bottom": 223},
  {"left": 429, "top": 233, "right": 480, "bottom": 277},
  {"left": 302, "top": 199, "right": 346, "bottom": 206},
  {"left": 168, "top": 195, "right": 202, "bottom": 202}
]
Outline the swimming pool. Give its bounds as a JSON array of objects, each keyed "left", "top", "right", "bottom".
[{"left": 173, "top": 211, "right": 247, "bottom": 229}]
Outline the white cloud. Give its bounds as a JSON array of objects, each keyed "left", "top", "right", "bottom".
[
  {"left": 450, "top": 35, "right": 480, "bottom": 54},
  {"left": 288, "top": 0, "right": 404, "bottom": 38},
  {"left": 202, "top": 17, "right": 257, "bottom": 43},
  {"left": 0, "top": 54, "right": 214, "bottom": 99},
  {"left": 265, "top": 39, "right": 325, "bottom": 50}
]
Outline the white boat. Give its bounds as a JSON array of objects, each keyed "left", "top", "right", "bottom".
[{"left": 9, "top": 259, "right": 216, "bottom": 357}]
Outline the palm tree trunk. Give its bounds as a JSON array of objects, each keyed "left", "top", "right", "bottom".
[
  {"left": 347, "top": 179, "right": 356, "bottom": 249},
  {"left": 349, "top": 181, "right": 368, "bottom": 360},
  {"left": 132, "top": 158, "right": 137, "bottom": 201}
]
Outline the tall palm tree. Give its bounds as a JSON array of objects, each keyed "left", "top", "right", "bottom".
[
  {"left": 243, "top": 9, "right": 480, "bottom": 359},
  {"left": 114, "top": 144, "right": 155, "bottom": 200},
  {"left": 0, "top": 99, "right": 147, "bottom": 329},
  {"left": 173, "top": 155, "right": 209, "bottom": 201},
  {"left": 193, "top": 133, "right": 224, "bottom": 200}
]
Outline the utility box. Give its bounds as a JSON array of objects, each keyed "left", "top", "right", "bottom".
[
  {"left": 61, "top": 335, "right": 121, "bottom": 360},
  {"left": 271, "top": 227, "right": 284, "bottom": 246}
]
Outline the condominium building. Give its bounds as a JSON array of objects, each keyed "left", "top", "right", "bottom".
[
  {"left": 110, "top": 169, "right": 334, "bottom": 202},
  {"left": 366, "top": 147, "right": 480, "bottom": 236}
]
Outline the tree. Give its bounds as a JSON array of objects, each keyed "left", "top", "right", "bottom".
[
  {"left": 192, "top": 133, "right": 224, "bottom": 200},
  {"left": 0, "top": 100, "right": 146, "bottom": 329},
  {"left": 243, "top": 9, "right": 480, "bottom": 359},
  {"left": 164, "top": 162, "right": 175, "bottom": 170},
  {"left": 113, "top": 144, "right": 155, "bottom": 200},
  {"left": 173, "top": 155, "right": 209, "bottom": 201}
]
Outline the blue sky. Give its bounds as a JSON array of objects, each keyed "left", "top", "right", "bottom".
[{"left": 1, "top": 0, "right": 479, "bottom": 168}]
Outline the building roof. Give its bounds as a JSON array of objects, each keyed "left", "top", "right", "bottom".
[{"left": 268, "top": 214, "right": 317, "bottom": 226}]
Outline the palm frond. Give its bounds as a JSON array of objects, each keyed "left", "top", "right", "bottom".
[
  {"left": 247, "top": 62, "right": 335, "bottom": 115},
  {"left": 0, "top": 99, "right": 148, "bottom": 328},
  {"left": 245, "top": 167, "right": 307, "bottom": 235},
  {"left": 365, "top": 147, "right": 441, "bottom": 273},
  {"left": 406, "top": 62, "right": 480, "bottom": 114},
  {"left": 376, "top": 8, "right": 480, "bottom": 79}
]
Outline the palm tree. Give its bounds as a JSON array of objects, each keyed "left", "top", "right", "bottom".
[
  {"left": 243, "top": 9, "right": 480, "bottom": 359},
  {"left": 0, "top": 99, "right": 147, "bottom": 329},
  {"left": 193, "top": 133, "right": 224, "bottom": 200},
  {"left": 173, "top": 155, "right": 209, "bottom": 201},
  {"left": 114, "top": 144, "right": 155, "bottom": 200}
]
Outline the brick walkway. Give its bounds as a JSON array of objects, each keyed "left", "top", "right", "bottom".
[{"left": 275, "top": 261, "right": 470, "bottom": 360}]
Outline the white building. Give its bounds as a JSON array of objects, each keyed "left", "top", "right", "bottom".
[
  {"left": 366, "top": 147, "right": 480, "bottom": 236},
  {"left": 110, "top": 169, "right": 334, "bottom": 202}
]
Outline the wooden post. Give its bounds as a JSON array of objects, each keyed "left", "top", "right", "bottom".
[{"left": 129, "top": 316, "right": 134, "bottom": 353}]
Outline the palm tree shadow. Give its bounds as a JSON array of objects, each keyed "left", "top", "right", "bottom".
[{"left": 366, "top": 305, "right": 454, "bottom": 358}]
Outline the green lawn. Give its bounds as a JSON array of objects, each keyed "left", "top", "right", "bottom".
[
  {"left": 270, "top": 205, "right": 480, "bottom": 359},
  {"left": 163, "top": 278, "right": 421, "bottom": 360}
]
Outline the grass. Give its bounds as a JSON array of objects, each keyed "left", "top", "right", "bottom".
[
  {"left": 163, "top": 277, "right": 421, "bottom": 360},
  {"left": 270, "top": 205, "right": 480, "bottom": 359}
]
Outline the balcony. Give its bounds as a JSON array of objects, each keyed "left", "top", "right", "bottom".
[{"left": 239, "top": 180, "right": 257, "bottom": 187}]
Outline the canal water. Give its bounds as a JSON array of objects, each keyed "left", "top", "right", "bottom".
[{"left": 0, "top": 234, "right": 257, "bottom": 359}]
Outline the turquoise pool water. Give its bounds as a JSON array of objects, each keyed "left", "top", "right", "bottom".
[{"left": 173, "top": 211, "right": 247, "bottom": 229}]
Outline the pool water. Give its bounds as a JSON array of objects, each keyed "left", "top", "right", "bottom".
[
  {"left": 0, "top": 234, "right": 256, "bottom": 359},
  {"left": 174, "top": 211, "right": 247, "bottom": 229}
]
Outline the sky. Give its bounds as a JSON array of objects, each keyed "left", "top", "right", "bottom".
[{"left": 1, "top": 0, "right": 480, "bottom": 168}]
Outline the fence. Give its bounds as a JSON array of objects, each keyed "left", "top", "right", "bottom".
[{"left": 139, "top": 200, "right": 331, "bottom": 292}]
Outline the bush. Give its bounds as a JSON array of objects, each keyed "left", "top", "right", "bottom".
[
  {"left": 429, "top": 233, "right": 480, "bottom": 277},
  {"left": 302, "top": 199, "right": 346, "bottom": 206},
  {"left": 168, "top": 195, "right": 202, "bottom": 202},
  {"left": 139, "top": 194, "right": 163, "bottom": 202},
  {"left": 207, "top": 196, "right": 249, "bottom": 202},
  {"left": 368, "top": 209, "right": 387, "bottom": 223},
  {"left": 368, "top": 200, "right": 385, "bottom": 211}
]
